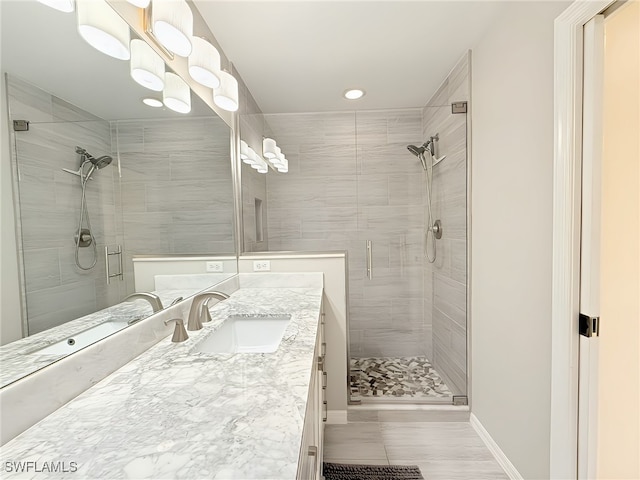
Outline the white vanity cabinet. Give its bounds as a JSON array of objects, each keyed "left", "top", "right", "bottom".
[{"left": 297, "top": 306, "right": 326, "bottom": 480}]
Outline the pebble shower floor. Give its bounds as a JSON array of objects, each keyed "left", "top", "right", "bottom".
[{"left": 350, "top": 356, "right": 452, "bottom": 399}]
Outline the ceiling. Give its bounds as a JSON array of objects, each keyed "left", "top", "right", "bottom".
[{"left": 193, "top": 1, "right": 504, "bottom": 114}]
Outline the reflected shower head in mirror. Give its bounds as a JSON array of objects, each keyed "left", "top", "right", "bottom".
[
  {"left": 84, "top": 155, "right": 113, "bottom": 181},
  {"left": 407, "top": 144, "right": 426, "bottom": 157},
  {"left": 89, "top": 155, "right": 113, "bottom": 170},
  {"left": 73, "top": 147, "right": 113, "bottom": 182}
]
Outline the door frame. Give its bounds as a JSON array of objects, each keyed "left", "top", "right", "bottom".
[{"left": 550, "top": 1, "right": 614, "bottom": 478}]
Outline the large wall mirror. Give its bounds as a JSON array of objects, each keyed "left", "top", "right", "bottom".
[{"left": 0, "top": 0, "right": 237, "bottom": 387}]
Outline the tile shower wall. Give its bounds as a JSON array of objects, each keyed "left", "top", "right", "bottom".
[
  {"left": 7, "top": 76, "right": 120, "bottom": 334},
  {"left": 264, "top": 110, "right": 429, "bottom": 357},
  {"left": 113, "top": 117, "right": 234, "bottom": 293},
  {"left": 423, "top": 53, "right": 470, "bottom": 395}
]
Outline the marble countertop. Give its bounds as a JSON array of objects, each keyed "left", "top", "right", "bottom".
[
  {"left": 0, "top": 286, "right": 323, "bottom": 479},
  {"left": 0, "top": 289, "right": 198, "bottom": 388}
]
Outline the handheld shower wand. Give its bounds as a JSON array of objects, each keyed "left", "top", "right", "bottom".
[{"left": 65, "top": 146, "right": 113, "bottom": 270}]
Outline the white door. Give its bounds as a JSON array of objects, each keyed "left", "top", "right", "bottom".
[{"left": 578, "top": 2, "right": 640, "bottom": 478}]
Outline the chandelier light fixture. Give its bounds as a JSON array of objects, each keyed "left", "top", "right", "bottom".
[
  {"left": 76, "top": 0, "right": 131, "bottom": 60},
  {"left": 213, "top": 70, "right": 239, "bottom": 112},
  {"left": 189, "top": 37, "right": 221, "bottom": 89},
  {"left": 130, "top": 39, "right": 165, "bottom": 91},
  {"left": 151, "top": 0, "right": 193, "bottom": 57},
  {"left": 262, "top": 138, "right": 277, "bottom": 159},
  {"left": 163, "top": 72, "right": 191, "bottom": 113}
]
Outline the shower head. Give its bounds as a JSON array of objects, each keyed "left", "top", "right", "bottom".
[
  {"left": 75, "top": 146, "right": 112, "bottom": 169},
  {"left": 74, "top": 147, "right": 113, "bottom": 184},
  {"left": 90, "top": 155, "right": 113, "bottom": 169},
  {"left": 407, "top": 144, "right": 426, "bottom": 157},
  {"left": 407, "top": 144, "right": 429, "bottom": 171}
]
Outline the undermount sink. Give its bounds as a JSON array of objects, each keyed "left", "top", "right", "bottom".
[
  {"left": 194, "top": 315, "right": 292, "bottom": 354},
  {"left": 31, "top": 317, "right": 139, "bottom": 356}
]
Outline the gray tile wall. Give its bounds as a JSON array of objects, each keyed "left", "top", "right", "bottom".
[
  {"left": 263, "top": 109, "right": 429, "bottom": 357},
  {"left": 240, "top": 114, "right": 269, "bottom": 252},
  {"left": 423, "top": 52, "right": 470, "bottom": 395},
  {"left": 113, "top": 116, "right": 234, "bottom": 293},
  {"left": 7, "top": 76, "right": 121, "bottom": 334}
]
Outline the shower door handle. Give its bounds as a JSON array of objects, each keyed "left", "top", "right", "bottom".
[
  {"left": 366, "top": 240, "right": 372, "bottom": 279},
  {"left": 105, "top": 245, "right": 123, "bottom": 284}
]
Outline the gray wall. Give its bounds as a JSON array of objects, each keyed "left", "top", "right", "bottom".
[
  {"left": 7, "top": 76, "right": 120, "bottom": 334},
  {"left": 114, "top": 116, "right": 234, "bottom": 293},
  {"left": 423, "top": 53, "right": 470, "bottom": 396},
  {"left": 263, "top": 110, "right": 431, "bottom": 358},
  {"left": 470, "top": 2, "right": 570, "bottom": 478}
]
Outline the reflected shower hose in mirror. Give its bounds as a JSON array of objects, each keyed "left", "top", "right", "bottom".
[{"left": 64, "top": 147, "right": 113, "bottom": 270}]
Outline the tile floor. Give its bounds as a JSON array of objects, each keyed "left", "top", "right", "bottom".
[
  {"left": 324, "top": 421, "right": 509, "bottom": 480},
  {"left": 350, "top": 356, "right": 453, "bottom": 399}
]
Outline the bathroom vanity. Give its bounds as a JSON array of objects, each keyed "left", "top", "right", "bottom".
[{"left": 0, "top": 274, "right": 325, "bottom": 479}]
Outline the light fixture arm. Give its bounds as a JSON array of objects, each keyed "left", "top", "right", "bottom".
[{"left": 142, "top": 2, "right": 174, "bottom": 60}]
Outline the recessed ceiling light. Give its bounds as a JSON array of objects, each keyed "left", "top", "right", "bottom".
[
  {"left": 344, "top": 89, "right": 365, "bottom": 100},
  {"left": 142, "top": 98, "right": 163, "bottom": 108}
]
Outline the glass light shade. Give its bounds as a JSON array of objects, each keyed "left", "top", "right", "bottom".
[
  {"left": 247, "top": 148, "right": 260, "bottom": 165},
  {"left": 240, "top": 141, "right": 250, "bottom": 162},
  {"left": 163, "top": 73, "right": 191, "bottom": 114},
  {"left": 142, "top": 98, "right": 163, "bottom": 107},
  {"left": 277, "top": 158, "right": 288, "bottom": 173},
  {"left": 126, "top": 0, "right": 150, "bottom": 7},
  {"left": 188, "top": 37, "right": 221, "bottom": 89},
  {"left": 213, "top": 71, "right": 239, "bottom": 112},
  {"left": 130, "top": 39, "right": 164, "bottom": 91},
  {"left": 77, "top": 0, "right": 130, "bottom": 60},
  {"left": 152, "top": 0, "right": 193, "bottom": 57},
  {"left": 256, "top": 157, "right": 269, "bottom": 174},
  {"left": 36, "top": 0, "right": 74, "bottom": 13},
  {"left": 272, "top": 152, "right": 285, "bottom": 168},
  {"left": 263, "top": 138, "right": 277, "bottom": 159}
]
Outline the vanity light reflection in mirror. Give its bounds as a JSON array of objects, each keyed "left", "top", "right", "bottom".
[{"left": 0, "top": 0, "right": 237, "bottom": 388}]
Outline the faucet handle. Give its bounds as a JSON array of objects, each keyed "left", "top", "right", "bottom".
[
  {"left": 169, "top": 296, "right": 183, "bottom": 307},
  {"left": 164, "top": 318, "right": 188, "bottom": 343}
]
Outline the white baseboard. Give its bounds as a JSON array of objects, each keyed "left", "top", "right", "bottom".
[
  {"left": 470, "top": 413, "right": 523, "bottom": 480},
  {"left": 326, "top": 410, "right": 347, "bottom": 424}
]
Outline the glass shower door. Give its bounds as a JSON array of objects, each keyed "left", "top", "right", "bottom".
[{"left": 349, "top": 103, "right": 468, "bottom": 404}]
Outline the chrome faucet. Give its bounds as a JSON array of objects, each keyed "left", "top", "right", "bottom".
[
  {"left": 187, "top": 291, "right": 230, "bottom": 331},
  {"left": 124, "top": 292, "right": 164, "bottom": 313},
  {"left": 164, "top": 318, "right": 188, "bottom": 342}
]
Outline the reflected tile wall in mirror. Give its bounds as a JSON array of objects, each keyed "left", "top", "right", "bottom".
[
  {"left": 113, "top": 116, "right": 235, "bottom": 293},
  {"left": 8, "top": 76, "right": 124, "bottom": 335}
]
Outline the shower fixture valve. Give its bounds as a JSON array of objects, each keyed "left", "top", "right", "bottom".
[
  {"left": 75, "top": 228, "right": 92, "bottom": 247},
  {"left": 431, "top": 220, "right": 443, "bottom": 240}
]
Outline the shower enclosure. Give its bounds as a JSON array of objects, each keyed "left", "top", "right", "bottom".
[{"left": 253, "top": 53, "right": 470, "bottom": 405}]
